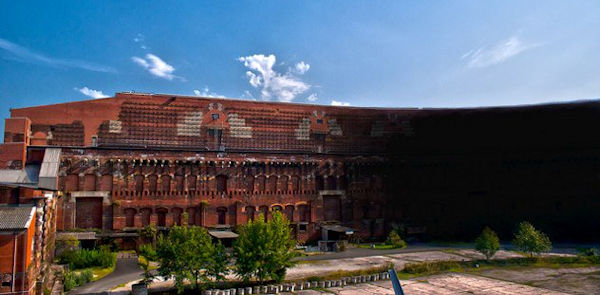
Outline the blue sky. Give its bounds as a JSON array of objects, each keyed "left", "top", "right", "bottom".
[{"left": 1, "top": 1, "right": 599, "bottom": 128}]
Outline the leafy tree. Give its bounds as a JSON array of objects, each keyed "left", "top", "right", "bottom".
[
  {"left": 233, "top": 211, "right": 296, "bottom": 283},
  {"left": 385, "top": 230, "right": 407, "bottom": 249},
  {"left": 513, "top": 221, "right": 552, "bottom": 257},
  {"left": 138, "top": 243, "right": 157, "bottom": 284},
  {"left": 154, "top": 226, "right": 228, "bottom": 293},
  {"left": 475, "top": 227, "right": 500, "bottom": 260}
]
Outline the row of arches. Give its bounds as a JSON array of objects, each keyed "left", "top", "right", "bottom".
[
  {"left": 62, "top": 173, "right": 382, "bottom": 193},
  {"left": 122, "top": 204, "right": 311, "bottom": 228}
]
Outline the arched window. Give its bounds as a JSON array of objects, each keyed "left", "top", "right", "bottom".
[
  {"left": 186, "top": 207, "right": 196, "bottom": 225},
  {"left": 124, "top": 208, "right": 137, "bottom": 227},
  {"left": 279, "top": 175, "right": 289, "bottom": 192},
  {"left": 272, "top": 205, "right": 283, "bottom": 214},
  {"left": 156, "top": 208, "right": 168, "bottom": 227},
  {"left": 148, "top": 175, "right": 158, "bottom": 192},
  {"left": 256, "top": 176, "right": 266, "bottom": 192},
  {"left": 187, "top": 175, "right": 197, "bottom": 191},
  {"left": 216, "top": 175, "right": 228, "bottom": 193},
  {"left": 291, "top": 175, "right": 300, "bottom": 191},
  {"left": 245, "top": 206, "right": 255, "bottom": 222},
  {"left": 259, "top": 205, "right": 269, "bottom": 222},
  {"left": 175, "top": 175, "right": 185, "bottom": 192},
  {"left": 135, "top": 175, "right": 144, "bottom": 192},
  {"left": 326, "top": 176, "right": 337, "bottom": 190},
  {"left": 140, "top": 208, "right": 152, "bottom": 226},
  {"left": 66, "top": 174, "right": 79, "bottom": 191},
  {"left": 268, "top": 176, "right": 277, "bottom": 192},
  {"left": 171, "top": 207, "right": 183, "bottom": 226},
  {"left": 315, "top": 175, "right": 324, "bottom": 190},
  {"left": 298, "top": 204, "right": 310, "bottom": 222},
  {"left": 84, "top": 174, "right": 96, "bottom": 191},
  {"left": 284, "top": 205, "right": 294, "bottom": 221},
  {"left": 217, "top": 207, "right": 228, "bottom": 225},
  {"left": 100, "top": 174, "right": 113, "bottom": 191},
  {"left": 245, "top": 175, "right": 255, "bottom": 192},
  {"left": 161, "top": 175, "right": 171, "bottom": 192}
]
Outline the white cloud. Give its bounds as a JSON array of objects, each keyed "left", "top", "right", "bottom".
[
  {"left": 331, "top": 100, "right": 350, "bottom": 106},
  {"left": 131, "top": 53, "right": 182, "bottom": 80},
  {"left": 193, "top": 87, "right": 225, "bottom": 98},
  {"left": 75, "top": 87, "right": 109, "bottom": 99},
  {"left": 0, "top": 38, "right": 115, "bottom": 72},
  {"left": 294, "top": 61, "right": 310, "bottom": 74},
  {"left": 463, "top": 36, "right": 540, "bottom": 68},
  {"left": 307, "top": 93, "right": 318, "bottom": 102},
  {"left": 238, "top": 54, "right": 310, "bottom": 102}
]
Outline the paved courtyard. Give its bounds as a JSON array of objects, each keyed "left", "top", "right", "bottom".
[{"left": 291, "top": 273, "right": 573, "bottom": 295}]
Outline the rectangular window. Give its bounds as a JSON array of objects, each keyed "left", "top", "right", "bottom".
[
  {"left": 212, "top": 113, "right": 219, "bottom": 120},
  {"left": 316, "top": 119, "right": 323, "bottom": 124}
]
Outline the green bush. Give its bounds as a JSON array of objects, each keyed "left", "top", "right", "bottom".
[
  {"left": 59, "top": 247, "right": 115, "bottom": 270},
  {"left": 385, "top": 231, "right": 407, "bottom": 249},
  {"left": 63, "top": 269, "right": 94, "bottom": 291},
  {"left": 475, "top": 227, "right": 500, "bottom": 260}
]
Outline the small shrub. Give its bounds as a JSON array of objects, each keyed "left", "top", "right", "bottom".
[
  {"left": 577, "top": 247, "right": 599, "bottom": 257},
  {"left": 385, "top": 231, "right": 407, "bottom": 249},
  {"left": 512, "top": 222, "right": 552, "bottom": 257},
  {"left": 58, "top": 247, "right": 115, "bottom": 270},
  {"left": 475, "top": 227, "right": 500, "bottom": 260},
  {"left": 63, "top": 269, "right": 94, "bottom": 291}
]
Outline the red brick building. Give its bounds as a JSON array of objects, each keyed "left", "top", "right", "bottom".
[{"left": 1, "top": 92, "right": 599, "bottom": 251}]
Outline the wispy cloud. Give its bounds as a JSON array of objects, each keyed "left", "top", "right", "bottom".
[
  {"left": 0, "top": 38, "right": 115, "bottom": 72},
  {"left": 331, "top": 100, "right": 350, "bottom": 106},
  {"left": 75, "top": 87, "right": 109, "bottom": 99},
  {"left": 238, "top": 54, "right": 310, "bottom": 102},
  {"left": 463, "top": 36, "right": 540, "bottom": 68},
  {"left": 193, "top": 87, "right": 225, "bottom": 98},
  {"left": 131, "top": 53, "right": 182, "bottom": 80},
  {"left": 307, "top": 93, "right": 318, "bottom": 102},
  {"left": 133, "top": 33, "right": 148, "bottom": 50}
]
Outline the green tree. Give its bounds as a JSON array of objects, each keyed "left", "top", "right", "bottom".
[
  {"left": 154, "top": 226, "right": 228, "bottom": 293},
  {"left": 233, "top": 211, "right": 296, "bottom": 283},
  {"left": 138, "top": 243, "right": 157, "bottom": 284},
  {"left": 513, "top": 221, "right": 552, "bottom": 257},
  {"left": 475, "top": 227, "right": 500, "bottom": 260},
  {"left": 385, "top": 230, "right": 407, "bottom": 249}
]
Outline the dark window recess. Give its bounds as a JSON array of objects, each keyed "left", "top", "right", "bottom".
[
  {"left": 314, "top": 134, "right": 325, "bottom": 141},
  {"left": 299, "top": 224, "right": 307, "bottom": 232},
  {"left": 316, "top": 119, "right": 323, "bottom": 124},
  {"left": 212, "top": 113, "right": 219, "bottom": 120}
]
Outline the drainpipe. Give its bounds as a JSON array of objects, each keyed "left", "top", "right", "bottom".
[
  {"left": 22, "top": 231, "right": 27, "bottom": 294},
  {"left": 12, "top": 233, "right": 17, "bottom": 292}
]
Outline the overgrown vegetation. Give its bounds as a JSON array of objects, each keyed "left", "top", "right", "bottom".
[
  {"left": 58, "top": 246, "right": 115, "bottom": 270},
  {"left": 233, "top": 211, "right": 297, "bottom": 284},
  {"left": 63, "top": 269, "right": 93, "bottom": 291},
  {"left": 398, "top": 255, "right": 600, "bottom": 279},
  {"left": 475, "top": 227, "right": 500, "bottom": 260},
  {"left": 512, "top": 221, "right": 552, "bottom": 257},
  {"left": 385, "top": 230, "right": 407, "bottom": 249}
]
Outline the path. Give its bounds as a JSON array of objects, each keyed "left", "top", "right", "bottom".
[{"left": 68, "top": 254, "right": 143, "bottom": 295}]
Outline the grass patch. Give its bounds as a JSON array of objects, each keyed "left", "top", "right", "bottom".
[
  {"left": 397, "top": 255, "right": 600, "bottom": 279},
  {"left": 91, "top": 265, "right": 116, "bottom": 281},
  {"left": 112, "top": 282, "right": 127, "bottom": 290},
  {"left": 355, "top": 243, "right": 401, "bottom": 250}
]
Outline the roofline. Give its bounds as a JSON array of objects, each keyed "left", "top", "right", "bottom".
[{"left": 8, "top": 91, "right": 600, "bottom": 113}]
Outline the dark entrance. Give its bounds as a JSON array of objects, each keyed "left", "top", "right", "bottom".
[
  {"left": 75, "top": 197, "right": 103, "bottom": 229},
  {"left": 323, "top": 195, "right": 341, "bottom": 221}
]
